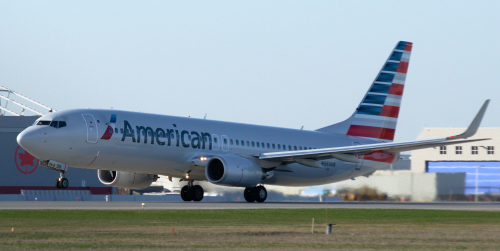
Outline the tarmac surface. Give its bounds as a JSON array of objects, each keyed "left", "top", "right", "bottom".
[{"left": 1, "top": 201, "right": 500, "bottom": 210}]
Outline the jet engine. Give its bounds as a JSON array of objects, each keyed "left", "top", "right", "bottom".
[
  {"left": 205, "top": 155, "right": 265, "bottom": 187},
  {"left": 97, "top": 170, "right": 157, "bottom": 190}
]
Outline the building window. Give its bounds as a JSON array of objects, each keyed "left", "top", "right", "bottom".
[
  {"left": 488, "top": 146, "right": 494, "bottom": 155},
  {"left": 472, "top": 146, "right": 478, "bottom": 155},
  {"left": 439, "top": 146, "right": 446, "bottom": 154},
  {"left": 455, "top": 146, "right": 462, "bottom": 154}
]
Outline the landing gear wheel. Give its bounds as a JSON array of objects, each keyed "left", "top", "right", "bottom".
[
  {"left": 181, "top": 185, "right": 192, "bottom": 201},
  {"left": 191, "top": 185, "right": 204, "bottom": 202},
  {"left": 244, "top": 187, "right": 255, "bottom": 202},
  {"left": 254, "top": 186, "right": 267, "bottom": 203},
  {"left": 60, "top": 178, "right": 69, "bottom": 188}
]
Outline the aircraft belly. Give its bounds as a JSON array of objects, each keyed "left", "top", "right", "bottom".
[
  {"left": 263, "top": 160, "right": 389, "bottom": 187},
  {"left": 77, "top": 142, "right": 190, "bottom": 175},
  {"left": 263, "top": 163, "right": 353, "bottom": 186}
]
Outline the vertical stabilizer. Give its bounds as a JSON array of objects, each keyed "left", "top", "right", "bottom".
[{"left": 316, "top": 41, "right": 413, "bottom": 142}]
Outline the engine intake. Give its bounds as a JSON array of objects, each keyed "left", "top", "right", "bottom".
[
  {"left": 206, "top": 155, "right": 264, "bottom": 187},
  {"left": 97, "top": 170, "right": 156, "bottom": 190}
]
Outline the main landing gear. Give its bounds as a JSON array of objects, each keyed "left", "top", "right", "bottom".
[
  {"left": 181, "top": 181, "right": 204, "bottom": 202},
  {"left": 55, "top": 171, "right": 69, "bottom": 189},
  {"left": 244, "top": 185, "right": 267, "bottom": 203}
]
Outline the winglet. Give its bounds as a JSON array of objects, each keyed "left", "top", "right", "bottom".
[{"left": 447, "top": 99, "right": 490, "bottom": 140}]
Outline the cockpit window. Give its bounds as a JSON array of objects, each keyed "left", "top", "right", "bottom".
[
  {"left": 44, "top": 121, "right": 68, "bottom": 128},
  {"left": 36, "top": 120, "right": 51, "bottom": 126}
]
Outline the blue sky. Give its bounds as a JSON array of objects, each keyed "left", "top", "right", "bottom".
[{"left": 1, "top": 1, "right": 499, "bottom": 142}]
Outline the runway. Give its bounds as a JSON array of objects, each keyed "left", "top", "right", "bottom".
[{"left": 1, "top": 201, "right": 500, "bottom": 210}]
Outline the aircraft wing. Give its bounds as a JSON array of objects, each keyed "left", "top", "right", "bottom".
[{"left": 259, "top": 100, "right": 490, "bottom": 162}]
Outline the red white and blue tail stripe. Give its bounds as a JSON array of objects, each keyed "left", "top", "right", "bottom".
[{"left": 317, "top": 41, "right": 412, "bottom": 142}]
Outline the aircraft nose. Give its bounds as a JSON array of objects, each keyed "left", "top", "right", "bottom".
[{"left": 17, "top": 128, "right": 42, "bottom": 157}]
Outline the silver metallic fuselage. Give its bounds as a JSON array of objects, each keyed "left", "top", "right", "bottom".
[{"left": 17, "top": 109, "right": 395, "bottom": 187}]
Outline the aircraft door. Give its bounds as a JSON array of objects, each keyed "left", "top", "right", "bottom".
[
  {"left": 82, "top": 114, "right": 98, "bottom": 143},
  {"left": 221, "top": 135, "right": 229, "bottom": 152},
  {"left": 212, "top": 134, "right": 219, "bottom": 150}
]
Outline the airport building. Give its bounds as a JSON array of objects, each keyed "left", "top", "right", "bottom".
[
  {"left": 412, "top": 127, "right": 500, "bottom": 195},
  {"left": 0, "top": 87, "right": 111, "bottom": 195},
  {"left": 327, "top": 127, "right": 499, "bottom": 201}
]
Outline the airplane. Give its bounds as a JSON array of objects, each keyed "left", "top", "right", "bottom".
[{"left": 17, "top": 41, "right": 490, "bottom": 203}]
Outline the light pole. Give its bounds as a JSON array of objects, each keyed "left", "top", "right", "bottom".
[{"left": 475, "top": 165, "right": 485, "bottom": 202}]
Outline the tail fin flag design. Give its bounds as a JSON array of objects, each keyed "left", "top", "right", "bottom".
[{"left": 316, "top": 41, "right": 412, "bottom": 142}]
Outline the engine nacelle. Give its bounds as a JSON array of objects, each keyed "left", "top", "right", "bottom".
[
  {"left": 97, "top": 170, "right": 156, "bottom": 190},
  {"left": 205, "top": 155, "right": 264, "bottom": 187}
]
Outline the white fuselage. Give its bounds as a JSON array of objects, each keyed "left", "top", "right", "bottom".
[{"left": 17, "top": 109, "right": 397, "bottom": 187}]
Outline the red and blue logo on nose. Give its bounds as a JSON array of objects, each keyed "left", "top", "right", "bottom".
[{"left": 101, "top": 114, "right": 116, "bottom": 140}]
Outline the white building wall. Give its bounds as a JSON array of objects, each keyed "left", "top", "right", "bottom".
[
  {"left": 411, "top": 128, "right": 500, "bottom": 173},
  {"left": 328, "top": 171, "right": 465, "bottom": 202}
]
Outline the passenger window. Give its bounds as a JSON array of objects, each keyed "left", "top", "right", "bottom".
[
  {"left": 294, "top": 146, "right": 297, "bottom": 150},
  {"left": 267, "top": 143, "right": 270, "bottom": 148},
  {"left": 272, "top": 144, "right": 275, "bottom": 149},
  {"left": 288, "top": 145, "right": 292, "bottom": 151},
  {"left": 246, "top": 141, "right": 249, "bottom": 146},
  {"left": 230, "top": 139, "right": 233, "bottom": 145},
  {"left": 252, "top": 142, "right": 255, "bottom": 147},
  {"left": 277, "top": 144, "right": 281, "bottom": 150},
  {"left": 256, "top": 142, "right": 260, "bottom": 147},
  {"left": 299, "top": 146, "right": 303, "bottom": 150},
  {"left": 120, "top": 128, "right": 124, "bottom": 134},
  {"left": 114, "top": 128, "right": 118, "bottom": 133},
  {"left": 214, "top": 138, "right": 218, "bottom": 143},
  {"left": 236, "top": 140, "right": 239, "bottom": 145},
  {"left": 224, "top": 138, "right": 227, "bottom": 144},
  {"left": 262, "top": 142, "right": 265, "bottom": 148}
]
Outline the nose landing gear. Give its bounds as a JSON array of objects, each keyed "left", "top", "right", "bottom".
[
  {"left": 180, "top": 181, "right": 204, "bottom": 202},
  {"left": 55, "top": 172, "right": 69, "bottom": 189},
  {"left": 244, "top": 185, "right": 267, "bottom": 203}
]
